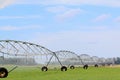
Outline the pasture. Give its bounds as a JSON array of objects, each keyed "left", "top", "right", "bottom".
[{"left": 2, "top": 66, "right": 120, "bottom": 80}]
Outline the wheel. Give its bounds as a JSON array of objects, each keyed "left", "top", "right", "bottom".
[
  {"left": 83, "top": 64, "right": 88, "bottom": 69},
  {"left": 94, "top": 64, "right": 98, "bottom": 67},
  {"left": 0, "top": 67, "right": 8, "bottom": 78},
  {"left": 70, "top": 65, "right": 75, "bottom": 69},
  {"left": 61, "top": 66, "right": 67, "bottom": 71},
  {"left": 41, "top": 66, "right": 48, "bottom": 71}
]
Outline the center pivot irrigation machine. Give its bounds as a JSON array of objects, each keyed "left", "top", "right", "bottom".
[
  {"left": 0, "top": 40, "right": 114, "bottom": 78},
  {"left": 0, "top": 40, "right": 68, "bottom": 78}
]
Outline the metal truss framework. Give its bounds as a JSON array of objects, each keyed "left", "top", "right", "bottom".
[
  {"left": 79, "top": 54, "right": 104, "bottom": 65},
  {"left": 55, "top": 50, "right": 84, "bottom": 67},
  {"left": 0, "top": 40, "right": 114, "bottom": 67},
  {"left": 79, "top": 54, "right": 94, "bottom": 65},
  {"left": 0, "top": 40, "right": 62, "bottom": 67},
  {"left": 0, "top": 40, "right": 115, "bottom": 78}
]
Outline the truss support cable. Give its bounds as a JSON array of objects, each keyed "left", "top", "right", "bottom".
[
  {"left": 18, "top": 43, "right": 29, "bottom": 56},
  {"left": 25, "top": 44, "right": 37, "bottom": 55},
  {"left": 46, "top": 55, "right": 54, "bottom": 67},
  {"left": 8, "top": 42, "right": 18, "bottom": 54},
  {"left": 33, "top": 45, "right": 42, "bottom": 54},
  {"left": 53, "top": 52, "right": 63, "bottom": 66},
  {"left": 78, "top": 56, "right": 84, "bottom": 65},
  {"left": 0, "top": 43, "right": 5, "bottom": 48}
]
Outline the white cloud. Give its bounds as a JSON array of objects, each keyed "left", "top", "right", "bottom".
[
  {"left": 15, "top": 0, "right": 120, "bottom": 7},
  {"left": 0, "top": 25, "right": 41, "bottom": 31},
  {"left": 0, "top": 26, "right": 19, "bottom": 31},
  {"left": 46, "top": 6, "right": 83, "bottom": 21},
  {"left": 46, "top": 6, "right": 69, "bottom": 13},
  {"left": 78, "top": 26, "right": 108, "bottom": 31},
  {"left": 56, "top": 8, "right": 82, "bottom": 21},
  {"left": 93, "top": 14, "right": 111, "bottom": 22},
  {"left": 114, "top": 16, "right": 120, "bottom": 22},
  {"left": 2, "top": 0, "right": 120, "bottom": 8},
  {"left": 0, "top": 0, "right": 16, "bottom": 9},
  {"left": 0, "top": 15, "right": 41, "bottom": 19}
]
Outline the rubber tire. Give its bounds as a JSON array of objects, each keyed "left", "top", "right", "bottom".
[
  {"left": 70, "top": 65, "right": 75, "bottom": 69},
  {"left": 0, "top": 67, "right": 8, "bottom": 78},
  {"left": 83, "top": 64, "right": 88, "bottom": 69},
  {"left": 41, "top": 66, "right": 48, "bottom": 72},
  {"left": 94, "top": 64, "right": 98, "bottom": 67},
  {"left": 61, "top": 66, "right": 67, "bottom": 71}
]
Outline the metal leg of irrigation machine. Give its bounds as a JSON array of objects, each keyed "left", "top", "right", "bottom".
[
  {"left": 41, "top": 52, "right": 67, "bottom": 71},
  {"left": 52, "top": 52, "right": 67, "bottom": 71}
]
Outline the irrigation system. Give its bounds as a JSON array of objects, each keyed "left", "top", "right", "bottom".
[
  {"left": 0, "top": 40, "right": 114, "bottom": 78},
  {"left": 0, "top": 40, "right": 65, "bottom": 78}
]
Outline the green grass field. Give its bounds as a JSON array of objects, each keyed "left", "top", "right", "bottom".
[{"left": 2, "top": 66, "right": 120, "bottom": 80}]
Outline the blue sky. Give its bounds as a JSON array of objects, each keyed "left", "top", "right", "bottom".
[{"left": 0, "top": 0, "right": 120, "bottom": 58}]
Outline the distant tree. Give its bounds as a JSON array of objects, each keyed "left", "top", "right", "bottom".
[{"left": 114, "top": 57, "right": 120, "bottom": 64}]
